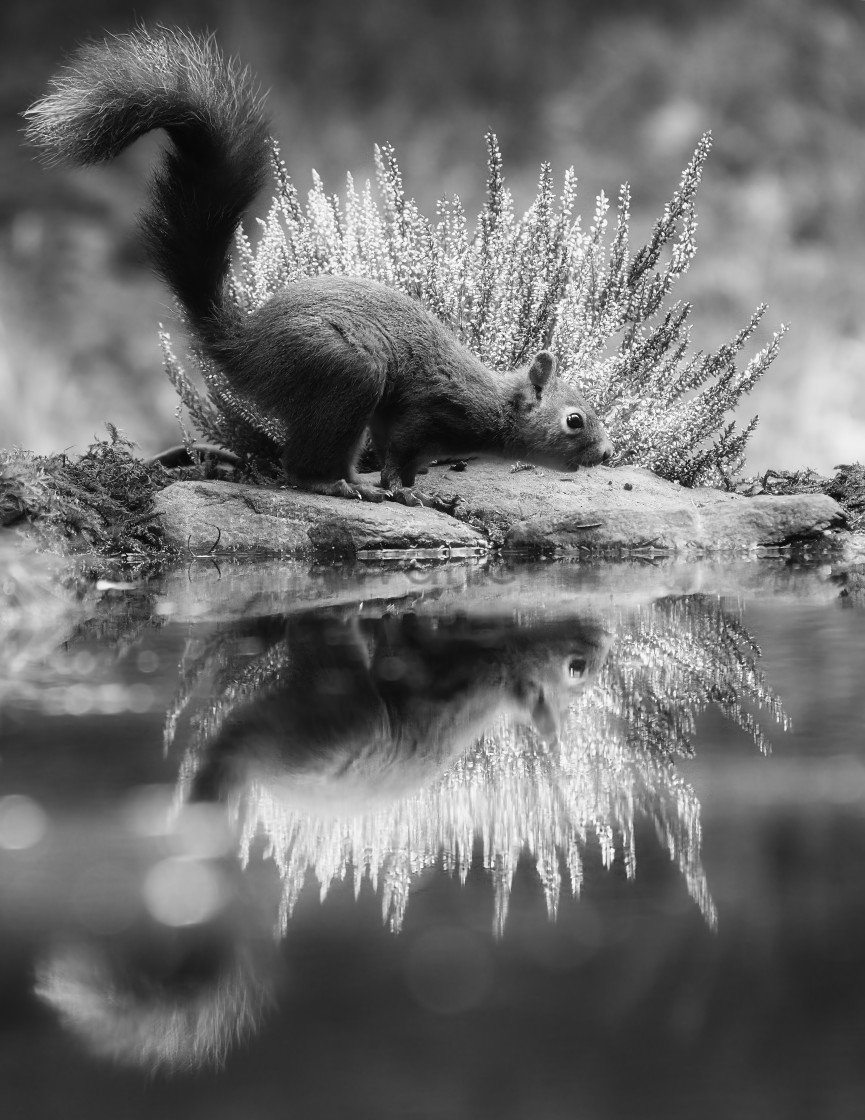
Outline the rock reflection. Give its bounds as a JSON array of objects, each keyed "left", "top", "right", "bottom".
[{"left": 170, "top": 596, "right": 786, "bottom": 939}]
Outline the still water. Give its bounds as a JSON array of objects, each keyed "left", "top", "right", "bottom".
[{"left": 1, "top": 553, "right": 864, "bottom": 1118}]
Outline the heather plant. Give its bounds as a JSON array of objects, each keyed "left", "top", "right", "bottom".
[{"left": 162, "top": 133, "right": 785, "bottom": 486}]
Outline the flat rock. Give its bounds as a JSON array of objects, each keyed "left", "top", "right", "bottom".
[
  {"left": 153, "top": 479, "right": 486, "bottom": 557},
  {"left": 153, "top": 462, "right": 848, "bottom": 558},
  {"left": 424, "top": 461, "right": 846, "bottom": 553}
]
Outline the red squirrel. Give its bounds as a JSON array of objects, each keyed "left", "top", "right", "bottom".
[{"left": 26, "top": 28, "right": 613, "bottom": 502}]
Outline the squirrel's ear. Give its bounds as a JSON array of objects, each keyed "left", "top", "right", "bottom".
[{"left": 527, "top": 350, "right": 557, "bottom": 389}]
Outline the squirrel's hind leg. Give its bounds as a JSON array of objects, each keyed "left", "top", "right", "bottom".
[
  {"left": 283, "top": 432, "right": 389, "bottom": 502},
  {"left": 280, "top": 366, "right": 392, "bottom": 500},
  {"left": 297, "top": 477, "right": 387, "bottom": 502},
  {"left": 283, "top": 466, "right": 389, "bottom": 502}
]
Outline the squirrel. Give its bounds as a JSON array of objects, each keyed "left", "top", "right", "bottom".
[{"left": 25, "top": 27, "right": 613, "bottom": 503}]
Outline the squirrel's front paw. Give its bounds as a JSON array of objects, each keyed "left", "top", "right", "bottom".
[
  {"left": 389, "top": 486, "right": 424, "bottom": 508},
  {"left": 389, "top": 487, "right": 459, "bottom": 513},
  {"left": 300, "top": 478, "right": 387, "bottom": 502},
  {"left": 349, "top": 481, "right": 388, "bottom": 502}
]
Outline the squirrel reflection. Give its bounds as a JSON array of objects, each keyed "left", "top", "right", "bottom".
[
  {"left": 36, "top": 609, "right": 610, "bottom": 1073},
  {"left": 191, "top": 611, "right": 612, "bottom": 813}
]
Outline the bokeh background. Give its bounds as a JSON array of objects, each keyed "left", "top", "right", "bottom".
[{"left": 1, "top": 0, "right": 863, "bottom": 474}]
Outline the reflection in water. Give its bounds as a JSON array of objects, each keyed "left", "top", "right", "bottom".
[
  {"left": 30, "top": 592, "right": 788, "bottom": 1073},
  {"left": 35, "top": 926, "right": 271, "bottom": 1072},
  {"left": 169, "top": 597, "right": 786, "bottom": 939},
  {"left": 32, "top": 796, "right": 277, "bottom": 1072}
]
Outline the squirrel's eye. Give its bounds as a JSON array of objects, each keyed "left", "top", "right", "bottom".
[
  {"left": 568, "top": 657, "right": 587, "bottom": 678},
  {"left": 565, "top": 412, "right": 585, "bottom": 431}
]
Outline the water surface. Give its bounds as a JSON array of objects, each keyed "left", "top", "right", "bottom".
[{"left": 1, "top": 555, "right": 863, "bottom": 1118}]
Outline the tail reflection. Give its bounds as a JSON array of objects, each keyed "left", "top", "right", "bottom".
[{"left": 35, "top": 924, "right": 272, "bottom": 1072}]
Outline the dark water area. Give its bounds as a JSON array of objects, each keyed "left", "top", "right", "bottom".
[{"left": 1, "top": 554, "right": 865, "bottom": 1118}]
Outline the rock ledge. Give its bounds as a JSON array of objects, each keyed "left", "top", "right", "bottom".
[{"left": 153, "top": 462, "right": 847, "bottom": 558}]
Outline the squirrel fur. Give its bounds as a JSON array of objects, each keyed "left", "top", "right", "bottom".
[{"left": 25, "top": 27, "right": 613, "bottom": 501}]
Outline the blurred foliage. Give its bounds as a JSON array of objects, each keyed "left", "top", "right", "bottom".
[{"left": 2, "top": 0, "right": 865, "bottom": 471}]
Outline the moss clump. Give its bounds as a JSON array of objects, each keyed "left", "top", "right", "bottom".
[
  {"left": 0, "top": 425, "right": 169, "bottom": 557},
  {"left": 738, "top": 463, "right": 865, "bottom": 532},
  {"left": 823, "top": 464, "right": 865, "bottom": 533}
]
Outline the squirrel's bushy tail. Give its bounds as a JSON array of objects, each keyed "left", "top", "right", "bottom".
[{"left": 24, "top": 27, "right": 270, "bottom": 329}]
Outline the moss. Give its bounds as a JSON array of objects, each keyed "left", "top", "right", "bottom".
[
  {"left": 738, "top": 463, "right": 865, "bottom": 532},
  {"left": 823, "top": 464, "right": 865, "bottom": 533},
  {"left": 0, "top": 425, "right": 170, "bottom": 559}
]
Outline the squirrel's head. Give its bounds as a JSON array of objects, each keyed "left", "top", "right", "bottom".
[{"left": 509, "top": 350, "right": 614, "bottom": 469}]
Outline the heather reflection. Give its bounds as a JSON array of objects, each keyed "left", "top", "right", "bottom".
[
  {"left": 171, "top": 596, "right": 786, "bottom": 938},
  {"left": 33, "top": 593, "right": 787, "bottom": 1073}
]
